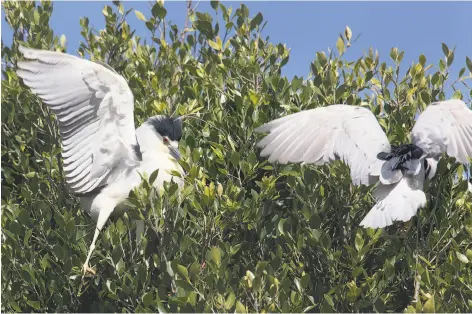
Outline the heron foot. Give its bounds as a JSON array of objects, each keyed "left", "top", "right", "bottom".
[{"left": 82, "top": 263, "right": 96, "bottom": 276}]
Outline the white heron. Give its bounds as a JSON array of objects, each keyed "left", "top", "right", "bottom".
[
  {"left": 255, "top": 100, "right": 472, "bottom": 228},
  {"left": 16, "top": 46, "right": 184, "bottom": 275}
]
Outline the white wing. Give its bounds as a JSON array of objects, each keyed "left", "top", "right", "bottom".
[
  {"left": 360, "top": 176, "right": 427, "bottom": 229},
  {"left": 17, "top": 46, "right": 139, "bottom": 194},
  {"left": 255, "top": 105, "right": 391, "bottom": 185},
  {"left": 411, "top": 99, "right": 472, "bottom": 164}
]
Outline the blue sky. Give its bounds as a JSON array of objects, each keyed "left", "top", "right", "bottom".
[{"left": 2, "top": 1, "right": 472, "bottom": 97}]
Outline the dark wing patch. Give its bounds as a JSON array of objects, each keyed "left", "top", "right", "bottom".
[
  {"left": 377, "top": 151, "right": 391, "bottom": 160},
  {"left": 424, "top": 159, "right": 431, "bottom": 179},
  {"left": 132, "top": 143, "right": 143, "bottom": 161},
  {"left": 377, "top": 143, "right": 424, "bottom": 171},
  {"left": 149, "top": 116, "right": 182, "bottom": 141}
]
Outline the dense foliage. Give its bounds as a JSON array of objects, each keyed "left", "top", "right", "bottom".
[{"left": 2, "top": 1, "right": 472, "bottom": 312}]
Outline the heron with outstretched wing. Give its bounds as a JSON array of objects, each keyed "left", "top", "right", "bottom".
[
  {"left": 255, "top": 100, "right": 472, "bottom": 228},
  {"left": 17, "top": 46, "right": 184, "bottom": 275}
]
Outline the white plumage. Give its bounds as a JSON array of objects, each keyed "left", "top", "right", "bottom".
[
  {"left": 411, "top": 100, "right": 472, "bottom": 164},
  {"left": 17, "top": 46, "right": 184, "bottom": 275},
  {"left": 255, "top": 100, "right": 472, "bottom": 229}
]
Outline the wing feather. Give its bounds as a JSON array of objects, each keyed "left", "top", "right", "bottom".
[
  {"left": 17, "top": 46, "right": 139, "bottom": 194},
  {"left": 360, "top": 177, "right": 427, "bottom": 228},
  {"left": 411, "top": 99, "right": 472, "bottom": 164},
  {"left": 255, "top": 105, "right": 391, "bottom": 185}
]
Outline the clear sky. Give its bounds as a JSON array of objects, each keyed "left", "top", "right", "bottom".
[{"left": 2, "top": 1, "right": 472, "bottom": 97}]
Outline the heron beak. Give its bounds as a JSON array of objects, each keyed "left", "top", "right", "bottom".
[{"left": 169, "top": 141, "right": 181, "bottom": 160}]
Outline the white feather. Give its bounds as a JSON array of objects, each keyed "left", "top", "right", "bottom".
[
  {"left": 255, "top": 105, "right": 390, "bottom": 186},
  {"left": 17, "top": 45, "right": 138, "bottom": 194},
  {"left": 379, "top": 161, "right": 403, "bottom": 185},
  {"left": 360, "top": 173, "right": 427, "bottom": 229},
  {"left": 412, "top": 99, "right": 472, "bottom": 165}
]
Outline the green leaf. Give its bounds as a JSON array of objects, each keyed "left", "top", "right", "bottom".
[
  {"left": 235, "top": 300, "right": 246, "bottom": 313},
  {"left": 466, "top": 249, "right": 472, "bottom": 261},
  {"left": 447, "top": 50, "right": 454, "bottom": 66},
  {"left": 33, "top": 11, "right": 40, "bottom": 24},
  {"left": 225, "top": 292, "right": 236, "bottom": 310},
  {"left": 189, "top": 262, "right": 200, "bottom": 281},
  {"left": 250, "top": 13, "right": 263, "bottom": 30},
  {"left": 118, "top": 3, "right": 124, "bottom": 15},
  {"left": 355, "top": 231, "right": 364, "bottom": 251},
  {"left": 324, "top": 294, "right": 334, "bottom": 308},
  {"left": 278, "top": 218, "right": 286, "bottom": 235},
  {"left": 466, "top": 56, "right": 472, "bottom": 73},
  {"left": 210, "top": 247, "right": 222, "bottom": 265},
  {"left": 456, "top": 251, "right": 469, "bottom": 264},
  {"left": 9, "top": 302, "right": 22, "bottom": 312},
  {"left": 419, "top": 54, "right": 426, "bottom": 66},
  {"left": 102, "top": 5, "right": 111, "bottom": 17},
  {"left": 397, "top": 51, "right": 404, "bottom": 63},
  {"left": 152, "top": 3, "right": 167, "bottom": 19},
  {"left": 230, "top": 243, "right": 242, "bottom": 255},
  {"left": 135, "top": 10, "right": 146, "bottom": 21},
  {"left": 294, "top": 277, "right": 302, "bottom": 292},
  {"left": 281, "top": 55, "right": 290, "bottom": 67},
  {"left": 149, "top": 169, "right": 160, "bottom": 185},
  {"left": 317, "top": 51, "right": 327, "bottom": 66},
  {"left": 245, "top": 270, "right": 255, "bottom": 288},
  {"left": 23, "top": 229, "right": 32, "bottom": 246},
  {"left": 142, "top": 292, "right": 154, "bottom": 307},
  {"left": 441, "top": 43, "right": 449, "bottom": 56},
  {"left": 452, "top": 90, "right": 462, "bottom": 100},
  {"left": 176, "top": 279, "right": 194, "bottom": 291},
  {"left": 208, "top": 39, "right": 221, "bottom": 51},
  {"left": 292, "top": 76, "right": 303, "bottom": 91},
  {"left": 439, "top": 59, "right": 446, "bottom": 72},
  {"left": 60, "top": 34, "right": 66, "bottom": 47},
  {"left": 26, "top": 300, "right": 40, "bottom": 310},
  {"left": 336, "top": 36, "right": 345, "bottom": 55},
  {"left": 301, "top": 273, "right": 310, "bottom": 289},
  {"left": 249, "top": 89, "right": 260, "bottom": 106},
  {"left": 210, "top": 0, "right": 219, "bottom": 11},
  {"left": 176, "top": 264, "right": 189, "bottom": 281},
  {"left": 390, "top": 47, "right": 398, "bottom": 61},
  {"left": 423, "top": 295, "right": 435, "bottom": 313},
  {"left": 230, "top": 151, "right": 240, "bottom": 167}
]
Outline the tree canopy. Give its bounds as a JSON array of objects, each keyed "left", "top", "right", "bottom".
[{"left": 1, "top": 1, "right": 472, "bottom": 312}]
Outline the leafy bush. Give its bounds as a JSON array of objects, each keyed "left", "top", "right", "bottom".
[{"left": 2, "top": 1, "right": 472, "bottom": 312}]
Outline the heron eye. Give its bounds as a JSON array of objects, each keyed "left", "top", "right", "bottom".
[{"left": 163, "top": 137, "right": 170, "bottom": 145}]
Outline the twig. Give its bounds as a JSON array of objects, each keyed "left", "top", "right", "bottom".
[
  {"left": 181, "top": 0, "right": 192, "bottom": 42},
  {"left": 413, "top": 274, "right": 421, "bottom": 303}
]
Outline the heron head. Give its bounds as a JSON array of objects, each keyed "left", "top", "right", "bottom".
[{"left": 149, "top": 115, "right": 182, "bottom": 160}]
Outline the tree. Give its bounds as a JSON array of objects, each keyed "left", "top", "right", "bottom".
[{"left": 2, "top": 0, "right": 471, "bottom": 312}]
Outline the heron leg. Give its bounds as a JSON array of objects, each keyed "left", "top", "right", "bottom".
[
  {"left": 82, "top": 228, "right": 99, "bottom": 276},
  {"left": 82, "top": 205, "right": 115, "bottom": 276}
]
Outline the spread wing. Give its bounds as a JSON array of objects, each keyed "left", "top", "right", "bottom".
[
  {"left": 255, "top": 104, "right": 391, "bottom": 185},
  {"left": 411, "top": 99, "right": 472, "bottom": 164},
  {"left": 17, "top": 46, "right": 139, "bottom": 194},
  {"left": 360, "top": 176, "right": 427, "bottom": 228}
]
